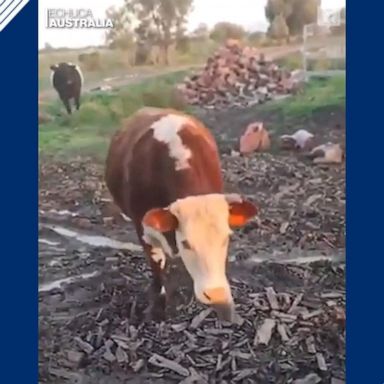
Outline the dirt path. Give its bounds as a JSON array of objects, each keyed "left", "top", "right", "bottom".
[
  {"left": 39, "top": 44, "right": 305, "bottom": 103},
  {"left": 39, "top": 64, "right": 201, "bottom": 102}
]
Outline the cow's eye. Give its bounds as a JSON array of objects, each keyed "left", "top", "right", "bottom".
[{"left": 182, "top": 240, "right": 192, "bottom": 250}]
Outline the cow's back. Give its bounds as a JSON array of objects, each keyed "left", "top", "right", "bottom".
[
  {"left": 105, "top": 108, "right": 223, "bottom": 221},
  {"left": 105, "top": 108, "right": 168, "bottom": 214}
]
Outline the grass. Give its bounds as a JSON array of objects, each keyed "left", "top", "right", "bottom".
[
  {"left": 39, "top": 71, "right": 345, "bottom": 160},
  {"left": 39, "top": 70, "right": 191, "bottom": 159},
  {"left": 276, "top": 52, "right": 346, "bottom": 72},
  {"left": 261, "top": 74, "right": 345, "bottom": 117}
]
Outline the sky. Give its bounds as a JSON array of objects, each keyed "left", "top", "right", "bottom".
[{"left": 39, "top": 0, "right": 346, "bottom": 49}]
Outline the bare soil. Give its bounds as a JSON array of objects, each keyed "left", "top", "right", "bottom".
[{"left": 39, "top": 105, "right": 345, "bottom": 384}]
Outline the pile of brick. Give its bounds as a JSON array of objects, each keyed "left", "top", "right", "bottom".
[{"left": 177, "top": 40, "right": 303, "bottom": 109}]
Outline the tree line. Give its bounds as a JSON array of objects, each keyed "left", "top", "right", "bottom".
[{"left": 104, "top": 0, "right": 344, "bottom": 65}]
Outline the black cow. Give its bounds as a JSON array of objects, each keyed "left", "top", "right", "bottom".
[{"left": 50, "top": 62, "right": 83, "bottom": 114}]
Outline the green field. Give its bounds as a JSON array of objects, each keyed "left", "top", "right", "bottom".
[
  {"left": 39, "top": 72, "right": 345, "bottom": 160},
  {"left": 262, "top": 74, "right": 345, "bottom": 116},
  {"left": 39, "top": 70, "right": 190, "bottom": 158}
]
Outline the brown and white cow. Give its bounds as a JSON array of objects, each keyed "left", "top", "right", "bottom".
[{"left": 105, "top": 107, "right": 258, "bottom": 322}]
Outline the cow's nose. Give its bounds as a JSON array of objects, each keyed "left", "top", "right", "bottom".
[
  {"left": 203, "top": 287, "right": 235, "bottom": 323},
  {"left": 203, "top": 287, "right": 228, "bottom": 303}
]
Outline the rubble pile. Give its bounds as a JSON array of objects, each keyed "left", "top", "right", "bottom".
[{"left": 178, "top": 40, "right": 303, "bottom": 109}]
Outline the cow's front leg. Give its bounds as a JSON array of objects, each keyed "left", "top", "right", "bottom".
[
  {"left": 60, "top": 95, "right": 72, "bottom": 114},
  {"left": 74, "top": 92, "right": 81, "bottom": 111},
  {"left": 143, "top": 242, "right": 168, "bottom": 321}
]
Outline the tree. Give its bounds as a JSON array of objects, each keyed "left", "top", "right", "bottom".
[
  {"left": 192, "top": 23, "right": 209, "bottom": 39},
  {"left": 340, "top": 7, "right": 345, "bottom": 21},
  {"left": 269, "top": 14, "right": 289, "bottom": 41},
  {"left": 209, "top": 22, "right": 246, "bottom": 43},
  {"left": 265, "top": 0, "right": 319, "bottom": 36},
  {"left": 175, "top": 25, "right": 190, "bottom": 53},
  {"left": 248, "top": 31, "right": 265, "bottom": 45},
  {"left": 43, "top": 42, "right": 54, "bottom": 51},
  {"left": 265, "top": 0, "right": 293, "bottom": 25},
  {"left": 105, "top": 6, "right": 134, "bottom": 50},
  {"left": 124, "top": 0, "right": 193, "bottom": 65},
  {"left": 286, "top": 0, "right": 318, "bottom": 35}
]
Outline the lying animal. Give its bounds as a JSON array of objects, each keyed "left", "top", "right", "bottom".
[
  {"left": 308, "top": 143, "right": 344, "bottom": 164},
  {"left": 90, "top": 85, "right": 112, "bottom": 92},
  {"left": 239, "top": 122, "right": 271, "bottom": 154},
  {"left": 105, "top": 107, "right": 258, "bottom": 322},
  {"left": 280, "top": 129, "right": 314, "bottom": 150}
]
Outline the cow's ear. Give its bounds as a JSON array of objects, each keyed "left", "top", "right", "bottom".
[
  {"left": 50, "top": 64, "right": 58, "bottom": 71},
  {"left": 142, "top": 208, "right": 178, "bottom": 233},
  {"left": 225, "top": 194, "right": 258, "bottom": 228}
]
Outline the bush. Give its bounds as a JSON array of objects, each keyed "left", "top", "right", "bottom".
[
  {"left": 78, "top": 51, "right": 101, "bottom": 71},
  {"left": 175, "top": 36, "right": 191, "bottom": 54},
  {"left": 277, "top": 53, "right": 303, "bottom": 70},
  {"left": 210, "top": 22, "right": 246, "bottom": 43},
  {"left": 141, "top": 87, "right": 187, "bottom": 110},
  {"left": 69, "top": 101, "right": 114, "bottom": 126},
  {"left": 247, "top": 31, "right": 265, "bottom": 46}
]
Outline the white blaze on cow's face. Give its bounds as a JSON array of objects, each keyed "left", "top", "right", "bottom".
[
  {"left": 168, "top": 195, "right": 233, "bottom": 305},
  {"left": 142, "top": 193, "right": 258, "bottom": 322}
]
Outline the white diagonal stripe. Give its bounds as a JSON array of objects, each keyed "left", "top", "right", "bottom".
[{"left": 0, "top": 0, "right": 29, "bottom": 32}]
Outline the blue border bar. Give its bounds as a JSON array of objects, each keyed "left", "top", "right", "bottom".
[
  {"left": 347, "top": 1, "right": 384, "bottom": 383},
  {"left": 0, "top": 0, "right": 37, "bottom": 382}
]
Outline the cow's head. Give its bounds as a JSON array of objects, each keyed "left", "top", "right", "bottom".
[
  {"left": 50, "top": 62, "right": 76, "bottom": 72},
  {"left": 50, "top": 63, "right": 78, "bottom": 85},
  {"left": 142, "top": 194, "right": 258, "bottom": 322}
]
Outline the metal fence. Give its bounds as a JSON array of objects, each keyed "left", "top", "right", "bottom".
[{"left": 302, "top": 7, "right": 346, "bottom": 80}]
